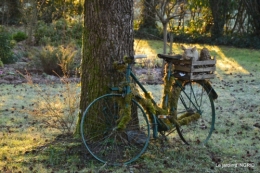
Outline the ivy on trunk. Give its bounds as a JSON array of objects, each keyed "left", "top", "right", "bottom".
[{"left": 75, "top": 0, "right": 134, "bottom": 135}]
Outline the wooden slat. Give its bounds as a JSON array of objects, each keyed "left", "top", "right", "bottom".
[
  {"left": 173, "top": 71, "right": 216, "bottom": 80},
  {"left": 175, "top": 65, "right": 216, "bottom": 73},
  {"left": 175, "top": 66, "right": 192, "bottom": 72},
  {"left": 190, "top": 73, "right": 215, "bottom": 80},
  {"left": 191, "top": 66, "right": 216, "bottom": 72},
  {"left": 192, "top": 59, "right": 216, "bottom": 66},
  {"left": 172, "top": 56, "right": 216, "bottom": 80},
  {"left": 173, "top": 56, "right": 216, "bottom": 65},
  {"left": 172, "top": 59, "right": 192, "bottom": 65}
]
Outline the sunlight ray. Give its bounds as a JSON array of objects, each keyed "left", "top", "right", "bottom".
[{"left": 210, "top": 46, "right": 249, "bottom": 74}]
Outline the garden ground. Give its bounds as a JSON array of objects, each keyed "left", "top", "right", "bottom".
[{"left": 0, "top": 40, "right": 260, "bottom": 172}]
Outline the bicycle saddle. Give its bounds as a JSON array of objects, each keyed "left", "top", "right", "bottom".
[{"left": 157, "top": 54, "right": 182, "bottom": 63}]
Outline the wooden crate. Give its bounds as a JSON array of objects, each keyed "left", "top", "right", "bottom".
[{"left": 172, "top": 57, "right": 216, "bottom": 80}]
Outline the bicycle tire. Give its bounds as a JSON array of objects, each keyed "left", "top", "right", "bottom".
[
  {"left": 175, "top": 81, "right": 215, "bottom": 145},
  {"left": 80, "top": 94, "right": 150, "bottom": 165}
]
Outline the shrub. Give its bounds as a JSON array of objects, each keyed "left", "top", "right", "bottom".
[
  {"left": 12, "top": 31, "right": 28, "bottom": 42},
  {"left": 0, "top": 26, "right": 15, "bottom": 64},
  {"left": 69, "top": 20, "right": 83, "bottom": 43},
  {"left": 34, "top": 20, "right": 56, "bottom": 45},
  {"left": 37, "top": 44, "right": 79, "bottom": 75},
  {"left": 39, "top": 36, "right": 52, "bottom": 46},
  {"left": 21, "top": 73, "right": 80, "bottom": 134},
  {"left": 34, "top": 18, "right": 83, "bottom": 46}
]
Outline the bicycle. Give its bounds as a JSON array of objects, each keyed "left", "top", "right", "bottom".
[{"left": 80, "top": 54, "right": 218, "bottom": 166}]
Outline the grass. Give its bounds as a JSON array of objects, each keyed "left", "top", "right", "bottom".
[{"left": 1, "top": 40, "right": 260, "bottom": 172}]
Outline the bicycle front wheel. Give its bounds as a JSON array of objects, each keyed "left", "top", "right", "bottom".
[
  {"left": 176, "top": 81, "right": 215, "bottom": 145},
  {"left": 80, "top": 94, "right": 150, "bottom": 165}
]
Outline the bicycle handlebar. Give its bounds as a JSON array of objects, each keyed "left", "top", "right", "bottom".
[
  {"left": 113, "top": 55, "right": 147, "bottom": 66},
  {"left": 134, "top": 54, "right": 147, "bottom": 59}
]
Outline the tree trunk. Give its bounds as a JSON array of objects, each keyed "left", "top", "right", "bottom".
[
  {"left": 26, "top": 0, "right": 37, "bottom": 45},
  {"left": 209, "top": 0, "right": 229, "bottom": 38},
  {"left": 139, "top": 0, "right": 157, "bottom": 28},
  {"left": 169, "top": 33, "right": 173, "bottom": 55},
  {"left": 162, "top": 22, "right": 168, "bottom": 54},
  {"left": 75, "top": 0, "right": 134, "bottom": 135},
  {"left": 161, "top": 21, "right": 168, "bottom": 75}
]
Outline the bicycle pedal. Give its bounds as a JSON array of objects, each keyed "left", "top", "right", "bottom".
[{"left": 158, "top": 115, "right": 169, "bottom": 119}]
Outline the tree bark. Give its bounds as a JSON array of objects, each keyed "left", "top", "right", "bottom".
[{"left": 75, "top": 0, "right": 134, "bottom": 135}]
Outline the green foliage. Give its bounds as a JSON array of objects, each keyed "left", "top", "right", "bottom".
[
  {"left": 34, "top": 19, "right": 83, "bottom": 46},
  {"left": 0, "top": 60, "right": 3, "bottom": 67},
  {"left": 36, "top": 44, "right": 79, "bottom": 75},
  {"left": 214, "top": 34, "right": 260, "bottom": 49},
  {"left": 138, "top": 0, "right": 158, "bottom": 31},
  {"left": 135, "top": 0, "right": 260, "bottom": 49},
  {"left": 134, "top": 27, "right": 162, "bottom": 40},
  {"left": 0, "top": 26, "right": 16, "bottom": 64},
  {"left": 69, "top": 19, "right": 84, "bottom": 40},
  {"left": 37, "top": 0, "right": 83, "bottom": 23},
  {"left": 171, "top": 30, "right": 260, "bottom": 49},
  {"left": 34, "top": 20, "right": 56, "bottom": 45},
  {"left": 12, "top": 31, "right": 28, "bottom": 42}
]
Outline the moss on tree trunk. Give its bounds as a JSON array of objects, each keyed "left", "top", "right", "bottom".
[{"left": 74, "top": 0, "right": 134, "bottom": 136}]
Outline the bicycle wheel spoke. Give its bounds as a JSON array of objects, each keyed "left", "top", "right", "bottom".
[
  {"left": 81, "top": 94, "right": 150, "bottom": 165},
  {"left": 176, "top": 81, "right": 215, "bottom": 145}
]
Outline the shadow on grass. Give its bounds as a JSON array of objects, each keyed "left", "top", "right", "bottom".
[{"left": 14, "top": 134, "right": 96, "bottom": 172}]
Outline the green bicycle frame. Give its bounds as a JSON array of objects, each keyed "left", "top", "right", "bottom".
[
  {"left": 128, "top": 62, "right": 174, "bottom": 138},
  {"left": 112, "top": 60, "right": 216, "bottom": 139}
]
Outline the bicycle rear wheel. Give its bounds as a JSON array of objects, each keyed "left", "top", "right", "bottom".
[
  {"left": 80, "top": 94, "right": 150, "bottom": 165},
  {"left": 176, "top": 81, "right": 215, "bottom": 145}
]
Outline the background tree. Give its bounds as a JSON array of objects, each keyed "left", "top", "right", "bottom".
[
  {"left": 152, "top": 0, "right": 183, "bottom": 54},
  {"left": 22, "top": 0, "right": 37, "bottom": 45},
  {"left": 136, "top": 0, "right": 184, "bottom": 54},
  {"left": 230, "top": 0, "right": 247, "bottom": 34},
  {"left": 0, "top": 0, "right": 22, "bottom": 25},
  {"left": 37, "top": 0, "right": 83, "bottom": 23},
  {"left": 242, "top": 0, "right": 260, "bottom": 35},
  {"left": 138, "top": 0, "right": 159, "bottom": 38},
  {"left": 186, "top": 0, "right": 213, "bottom": 34},
  {"left": 208, "top": 0, "right": 232, "bottom": 38},
  {"left": 75, "top": 0, "right": 134, "bottom": 134}
]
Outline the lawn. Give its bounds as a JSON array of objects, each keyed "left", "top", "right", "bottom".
[{"left": 0, "top": 40, "right": 260, "bottom": 172}]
